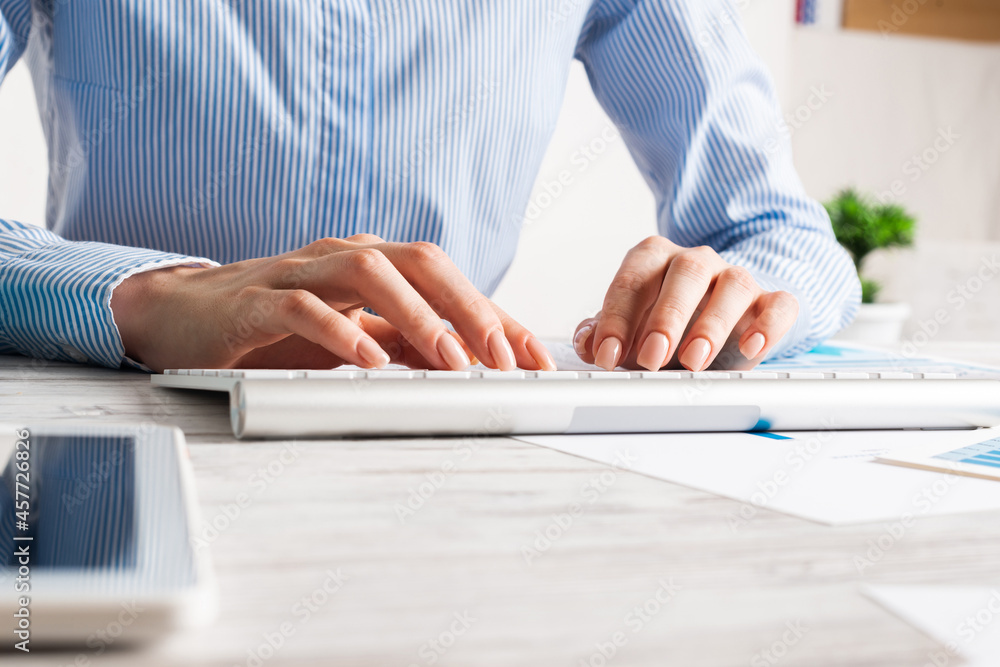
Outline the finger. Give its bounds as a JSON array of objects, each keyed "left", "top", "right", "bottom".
[
  {"left": 676, "top": 266, "right": 759, "bottom": 371},
  {"left": 344, "top": 233, "right": 385, "bottom": 245},
  {"left": 232, "top": 336, "right": 344, "bottom": 370},
  {"left": 376, "top": 242, "right": 518, "bottom": 371},
  {"left": 737, "top": 290, "right": 800, "bottom": 363},
  {"left": 592, "top": 238, "right": 674, "bottom": 370},
  {"left": 573, "top": 317, "right": 599, "bottom": 364},
  {"left": 358, "top": 313, "right": 480, "bottom": 368},
  {"left": 295, "top": 235, "right": 384, "bottom": 258},
  {"left": 302, "top": 249, "right": 470, "bottom": 371},
  {"left": 490, "top": 302, "right": 556, "bottom": 371},
  {"left": 633, "top": 248, "right": 718, "bottom": 371},
  {"left": 260, "top": 289, "right": 392, "bottom": 369},
  {"left": 356, "top": 313, "right": 438, "bottom": 369}
]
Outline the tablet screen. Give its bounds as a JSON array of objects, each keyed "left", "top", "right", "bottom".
[
  {"left": 1, "top": 435, "right": 138, "bottom": 569},
  {"left": 0, "top": 427, "right": 198, "bottom": 591}
]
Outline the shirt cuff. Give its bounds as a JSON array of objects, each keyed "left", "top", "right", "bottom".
[
  {"left": 0, "top": 239, "right": 218, "bottom": 368},
  {"left": 738, "top": 269, "right": 812, "bottom": 362}
]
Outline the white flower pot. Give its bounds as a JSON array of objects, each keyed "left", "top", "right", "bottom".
[{"left": 834, "top": 302, "right": 912, "bottom": 344}]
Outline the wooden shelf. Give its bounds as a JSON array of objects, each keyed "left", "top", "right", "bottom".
[{"left": 843, "top": 0, "right": 1000, "bottom": 43}]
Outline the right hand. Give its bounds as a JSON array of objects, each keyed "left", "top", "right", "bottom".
[{"left": 111, "top": 235, "right": 555, "bottom": 373}]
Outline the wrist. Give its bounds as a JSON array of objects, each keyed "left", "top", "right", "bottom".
[{"left": 111, "top": 265, "right": 203, "bottom": 367}]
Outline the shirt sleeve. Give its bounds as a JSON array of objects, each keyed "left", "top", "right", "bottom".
[
  {"left": 0, "top": 3, "right": 218, "bottom": 368},
  {"left": 0, "top": 219, "right": 219, "bottom": 368},
  {"left": 574, "top": 0, "right": 860, "bottom": 358}
]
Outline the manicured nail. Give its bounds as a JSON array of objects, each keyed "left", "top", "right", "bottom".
[
  {"left": 357, "top": 338, "right": 391, "bottom": 368},
  {"left": 573, "top": 322, "right": 595, "bottom": 356},
  {"left": 488, "top": 329, "right": 517, "bottom": 371},
  {"left": 526, "top": 336, "right": 557, "bottom": 371},
  {"left": 437, "top": 333, "right": 471, "bottom": 370},
  {"left": 741, "top": 332, "right": 766, "bottom": 360},
  {"left": 680, "top": 337, "right": 712, "bottom": 371},
  {"left": 595, "top": 337, "right": 622, "bottom": 370},
  {"left": 637, "top": 332, "right": 670, "bottom": 371}
]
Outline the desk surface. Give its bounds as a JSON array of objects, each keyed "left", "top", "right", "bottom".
[{"left": 3, "top": 343, "right": 1000, "bottom": 666}]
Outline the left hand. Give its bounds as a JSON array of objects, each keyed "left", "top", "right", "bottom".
[{"left": 573, "top": 237, "right": 799, "bottom": 371}]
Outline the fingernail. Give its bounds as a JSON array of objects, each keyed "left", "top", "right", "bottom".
[
  {"left": 680, "top": 337, "right": 712, "bottom": 371},
  {"left": 357, "top": 338, "right": 391, "bottom": 368},
  {"left": 573, "top": 322, "right": 595, "bottom": 356},
  {"left": 741, "top": 332, "right": 766, "bottom": 360},
  {"left": 637, "top": 332, "right": 670, "bottom": 371},
  {"left": 488, "top": 329, "right": 517, "bottom": 371},
  {"left": 437, "top": 333, "right": 471, "bottom": 370},
  {"left": 526, "top": 336, "right": 557, "bottom": 371},
  {"left": 595, "top": 337, "right": 622, "bottom": 370}
]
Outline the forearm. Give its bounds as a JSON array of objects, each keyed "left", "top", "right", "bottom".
[{"left": 0, "top": 218, "right": 217, "bottom": 368}]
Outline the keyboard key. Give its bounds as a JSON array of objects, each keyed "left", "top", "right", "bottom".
[
  {"left": 831, "top": 372, "right": 872, "bottom": 379},
  {"left": 304, "top": 370, "right": 360, "bottom": 379},
  {"left": 734, "top": 371, "right": 780, "bottom": 379},
  {"left": 874, "top": 372, "right": 915, "bottom": 379},
  {"left": 786, "top": 372, "right": 826, "bottom": 379},
  {"left": 424, "top": 371, "right": 474, "bottom": 379},
  {"left": 584, "top": 371, "right": 632, "bottom": 380},
  {"left": 363, "top": 370, "right": 419, "bottom": 380},
  {"left": 917, "top": 372, "right": 958, "bottom": 379},
  {"left": 477, "top": 370, "right": 527, "bottom": 380},
  {"left": 528, "top": 371, "right": 579, "bottom": 380},
  {"left": 697, "top": 371, "right": 738, "bottom": 380},
  {"left": 239, "top": 370, "right": 297, "bottom": 379}
]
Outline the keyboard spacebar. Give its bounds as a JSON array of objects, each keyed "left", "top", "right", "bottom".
[{"left": 230, "top": 379, "right": 764, "bottom": 438}]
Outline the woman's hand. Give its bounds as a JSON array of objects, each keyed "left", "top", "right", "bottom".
[
  {"left": 574, "top": 236, "right": 799, "bottom": 371},
  {"left": 111, "top": 235, "right": 555, "bottom": 373}
]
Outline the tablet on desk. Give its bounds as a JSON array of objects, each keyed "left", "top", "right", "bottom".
[{"left": 0, "top": 423, "right": 216, "bottom": 649}]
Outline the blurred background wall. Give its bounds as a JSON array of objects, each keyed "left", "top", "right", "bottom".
[{"left": 2, "top": 1, "right": 998, "bottom": 343}]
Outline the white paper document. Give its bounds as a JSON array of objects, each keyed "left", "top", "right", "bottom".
[
  {"left": 864, "top": 584, "right": 1000, "bottom": 666},
  {"left": 517, "top": 428, "right": 1000, "bottom": 525}
]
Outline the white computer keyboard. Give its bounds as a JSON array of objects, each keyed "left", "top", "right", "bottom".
[{"left": 151, "top": 366, "right": 1000, "bottom": 439}]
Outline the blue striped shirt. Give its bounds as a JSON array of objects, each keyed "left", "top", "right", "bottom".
[{"left": 0, "top": 0, "right": 859, "bottom": 368}]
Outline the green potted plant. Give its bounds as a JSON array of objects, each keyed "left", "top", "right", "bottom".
[{"left": 825, "top": 188, "right": 916, "bottom": 342}]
